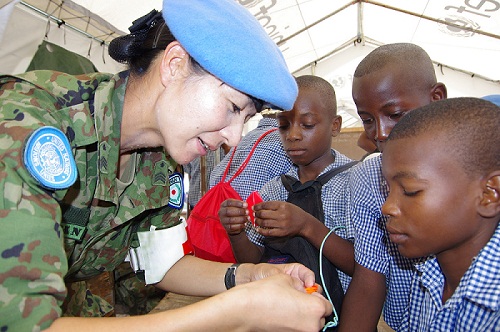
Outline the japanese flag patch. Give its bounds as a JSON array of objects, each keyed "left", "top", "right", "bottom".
[
  {"left": 23, "top": 126, "right": 77, "bottom": 190},
  {"left": 168, "top": 172, "right": 184, "bottom": 209}
]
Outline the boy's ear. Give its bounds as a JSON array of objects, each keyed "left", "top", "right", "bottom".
[
  {"left": 430, "top": 82, "right": 447, "bottom": 101},
  {"left": 331, "top": 115, "right": 342, "bottom": 137},
  {"left": 478, "top": 171, "right": 500, "bottom": 218},
  {"left": 159, "top": 41, "right": 190, "bottom": 87}
]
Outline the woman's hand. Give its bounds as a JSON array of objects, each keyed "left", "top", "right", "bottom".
[
  {"left": 222, "top": 273, "right": 333, "bottom": 331},
  {"left": 238, "top": 262, "right": 317, "bottom": 289}
]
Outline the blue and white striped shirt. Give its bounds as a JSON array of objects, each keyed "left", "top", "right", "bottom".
[
  {"left": 399, "top": 223, "right": 500, "bottom": 332},
  {"left": 349, "top": 154, "right": 415, "bottom": 330}
]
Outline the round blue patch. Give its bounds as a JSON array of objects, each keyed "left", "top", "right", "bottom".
[{"left": 23, "top": 126, "right": 77, "bottom": 190}]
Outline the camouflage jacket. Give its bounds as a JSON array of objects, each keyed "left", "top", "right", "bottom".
[{"left": 0, "top": 70, "right": 183, "bottom": 330}]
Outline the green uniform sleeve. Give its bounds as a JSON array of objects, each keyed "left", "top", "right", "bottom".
[
  {"left": 0, "top": 162, "right": 68, "bottom": 330},
  {"left": 1, "top": 75, "right": 68, "bottom": 330}
]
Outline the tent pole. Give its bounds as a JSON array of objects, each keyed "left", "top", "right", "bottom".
[
  {"left": 19, "top": 1, "right": 112, "bottom": 45},
  {"left": 292, "top": 37, "right": 360, "bottom": 74},
  {"left": 277, "top": 0, "right": 358, "bottom": 46},
  {"left": 356, "top": 1, "right": 364, "bottom": 44}
]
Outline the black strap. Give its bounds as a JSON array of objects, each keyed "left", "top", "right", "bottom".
[
  {"left": 316, "top": 160, "right": 359, "bottom": 185},
  {"left": 281, "top": 160, "right": 358, "bottom": 193}
]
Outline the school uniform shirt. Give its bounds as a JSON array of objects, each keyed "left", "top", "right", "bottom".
[
  {"left": 0, "top": 70, "right": 183, "bottom": 330},
  {"left": 349, "top": 154, "right": 415, "bottom": 330},
  {"left": 399, "top": 223, "right": 500, "bottom": 332},
  {"left": 247, "top": 150, "right": 355, "bottom": 292},
  {"left": 208, "top": 117, "right": 293, "bottom": 200}
]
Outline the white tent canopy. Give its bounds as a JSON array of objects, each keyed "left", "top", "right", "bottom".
[{"left": 1, "top": 0, "right": 499, "bottom": 128}]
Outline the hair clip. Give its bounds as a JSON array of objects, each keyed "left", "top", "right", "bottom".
[{"left": 128, "top": 9, "right": 163, "bottom": 35}]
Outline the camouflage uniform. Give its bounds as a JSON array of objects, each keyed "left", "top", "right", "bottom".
[{"left": 0, "top": 70, "right": 183, "bottom": 330}]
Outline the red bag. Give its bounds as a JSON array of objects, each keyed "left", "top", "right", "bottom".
[{"left": 186, "top": 128, "right": 277, "bottom": 262}]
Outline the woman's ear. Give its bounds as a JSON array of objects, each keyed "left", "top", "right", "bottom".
[
  {"left": 478, "top": 171, "right": 500, "bottom": 218},
  {"left": 159, "top": 41, "right": 190, "bottom": 87}
]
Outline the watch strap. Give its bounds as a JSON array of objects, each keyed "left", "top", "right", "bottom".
[{"left": 224, "top": 263, "right": 240, "bottom": 289}]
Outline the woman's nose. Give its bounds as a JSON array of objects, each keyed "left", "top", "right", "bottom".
[{"left": 220, "top": 120, "right": 245, "bottom": 147}]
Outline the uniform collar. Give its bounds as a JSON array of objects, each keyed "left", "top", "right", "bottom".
[
  {"left": 288, "top": 149, "right": 347, "bottom": 178},
  {"left": 93, "top": 71, "right": 129, "bottom": 204},
  {"left": 464, "top": 223, "right": 500, "bottom": 310},
  {"left": 416, "top": 223, "right": 500, "bottom": 310}
]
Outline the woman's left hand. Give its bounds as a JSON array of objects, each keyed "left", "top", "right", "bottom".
[{"left": 238, "top": 262, "right": 316, "bottom": 290}]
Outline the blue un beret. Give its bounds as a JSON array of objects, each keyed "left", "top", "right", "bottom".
[
  {"left": 162, "top": 0, "right": 298, "bottom": 110},
  {"left": 482, "top": 94, "right": 500, "bottom": 107}
]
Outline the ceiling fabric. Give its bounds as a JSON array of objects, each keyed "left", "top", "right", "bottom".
[{"left": 1, "top": 0, "right": 499, "bottom": 127}]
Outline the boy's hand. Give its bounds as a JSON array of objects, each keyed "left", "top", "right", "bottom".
[
  {"left": 219, "top": 199, "right": 249, "bottom": 235},
  {"left": 253, "top": 201, "right": 315, "bottom": 237}
]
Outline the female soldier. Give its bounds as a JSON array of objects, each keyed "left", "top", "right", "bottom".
[{"left": 0, "top": 0, "right": 332, "bottom": 331}]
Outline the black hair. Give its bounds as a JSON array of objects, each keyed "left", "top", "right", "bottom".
[
  {"left": 295, "top": 75, "right": 337, "bottom": 117},
  {"left": 108, "top": 10, "right": 204, "bottom": 76},
  {"left": 109, "top": 9, "right": 265, "bottom": 112},
  {"left": 354, "top": 43, "right": 437, "bottom": 91},
  {"left": 388, "top": 97, "right": 500, "bottom": 177}
]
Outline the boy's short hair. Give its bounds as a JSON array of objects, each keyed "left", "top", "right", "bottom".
[
  {"left": 295, "top": 75, "right": 337, "bottom": 116},
  {"left": 354, "top": 43, "right": 436, "bottom": 91},
  {"left": 387, "top": 97, "right": 500, "bottom": 177}
]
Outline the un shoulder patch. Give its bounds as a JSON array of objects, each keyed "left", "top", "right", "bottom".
[
  {"left": 168, "top": 172, "right": 184, "bottom": 209},
  {"left": 23, "top": 126, "right": 77, "bottom": 190}
]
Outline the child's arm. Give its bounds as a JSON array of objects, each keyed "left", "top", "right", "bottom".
[
  {"left": 300, "top": 211, "right": 355, "bottom": 276},
  {"left": 338, "top": 263, "right": 386, "bottom": 332},
  {"left": 219, "top": 198, "right": 264, "bottom": 263},
  {"left": 340, "top": 156, "right": 396, "bottom": 331}
]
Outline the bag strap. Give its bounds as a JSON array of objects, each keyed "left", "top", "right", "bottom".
[
  {"left": 221, "top": 128, "right": 278, "bottom": 183},
  {"left": 316, "top": 160, "right": 359, "bottom": 186},
  {"left": 221, "top": 144, "right": 238, "bottom": 182},
  {"left": 280, "top": 160, "right": 359, "bottom": 193}
]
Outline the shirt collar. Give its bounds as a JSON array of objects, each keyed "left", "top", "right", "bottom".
[
  {"left": 416, "top": 223, "right": 500, "bottom": 310},
  {"left": 288, "top": 149, "right": 349, "bottom": 178},
  {"left": 464, "top": 223, "right": 500, "bottom": 309},
  {"left": 93, "top": 71, "right": 129, "bottom": 204}
]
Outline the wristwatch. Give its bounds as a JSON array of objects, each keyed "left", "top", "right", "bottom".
[{"left": 224, "top": 263, "right": 240, "bottom": 289}]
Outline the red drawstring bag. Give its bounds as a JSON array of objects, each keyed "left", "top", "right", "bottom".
[{"left": 186, "top": 128, "right": 277, "bottom": 262}]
